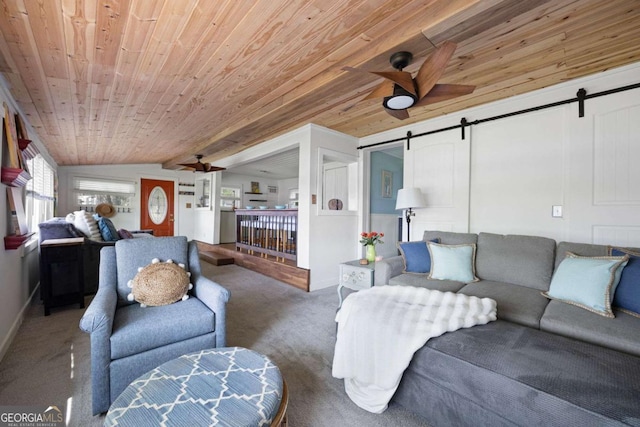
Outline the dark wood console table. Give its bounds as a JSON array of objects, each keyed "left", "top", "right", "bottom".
[{"left": 40, "top": 237, "right": 85, "bottom": 316}]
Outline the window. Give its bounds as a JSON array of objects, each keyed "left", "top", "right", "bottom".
[
  {"left": 195, "top": 177, "right": 211, "bottom": 209},
  {"left": 73, "top": 176, "right": 136, "bottom": 212},
  {"left": 25, "top": 154, "right": 56, "bottom": 232},
  {"left": 220, "top": 186, "right": 241, "bottom": 210}
]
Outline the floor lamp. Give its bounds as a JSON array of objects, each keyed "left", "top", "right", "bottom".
[{"left": 396, "top": 188, "right": 427, "bottom": 241}]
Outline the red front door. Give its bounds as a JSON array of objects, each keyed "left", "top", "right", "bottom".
[{"left": 140, "top": 178, "right": 175, "bottom": 236}]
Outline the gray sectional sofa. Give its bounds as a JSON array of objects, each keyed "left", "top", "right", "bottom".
[{"left": 375, "top": 231, "right": 640, "bottom": 426}]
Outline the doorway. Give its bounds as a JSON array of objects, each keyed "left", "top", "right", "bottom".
[
  {"left": 368, "top": 147, "right": 403, "bottom": 258},
  {"left": 140, "top": 178, "right": 175, "bottom": 236}
]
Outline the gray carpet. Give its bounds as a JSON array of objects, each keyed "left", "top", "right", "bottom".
[{"left": 0, "top": 263, "right": 429, "bottom": 426}]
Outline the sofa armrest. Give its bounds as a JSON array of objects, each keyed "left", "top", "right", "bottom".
[
  {"left": 79, "top": 246, "right": 118, "bottom": 414},
  {"left": 186, "top": 240, "right": 230, "bottom": 346},
  {"left": 375, "top": 255, "right": 404, "bottom": 285},
  {"left": 79, "top": 283, "right": 117, "bottom": 334},
  {"left": 192, "top": 275, "right": 230, "bottom": 347}
]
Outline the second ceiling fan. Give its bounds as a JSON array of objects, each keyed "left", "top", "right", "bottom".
[
  {"left": 343, "top": 41, "right": 475, "bottom": 120},
  {"left": 178, "top": 154, "right": 226, "bottom": 173}
]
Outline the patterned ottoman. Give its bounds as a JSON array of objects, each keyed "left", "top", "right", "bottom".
[{"left": 104, "top": 347, "right": 288, "bottom": 426}]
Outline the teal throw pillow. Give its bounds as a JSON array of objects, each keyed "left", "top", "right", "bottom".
[
  {"left": 543, "top": 252, "right": 629, "bottom": 318},
  {"left": 397, "top": 239, "right": 439, "bottom": 274},
  {"left": 94, "top": 214, "right": 120, "bottom": 242},
  {"left": 427, "top": 242, "right": 479, "bottom": 283},
  {"left": 609, "top": 247, "right": 640, "bottom": 317}
]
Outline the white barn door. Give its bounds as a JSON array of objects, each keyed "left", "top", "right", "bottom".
[
  {"left": 403, "top": 129, "right": 471, "bottom": 240},
  {"left": 567, "top": 88, "right": 640, "bottom": 247}
]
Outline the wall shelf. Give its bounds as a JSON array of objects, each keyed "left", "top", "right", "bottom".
[
  {"left": 4, "top": 232, "right": 35, "bottom": 250},
  {"left": 1, "top": 166, "right": 31, "bottom": 187}
]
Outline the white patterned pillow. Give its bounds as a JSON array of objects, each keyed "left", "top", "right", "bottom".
[{"left": 71, "top": 210, "right": 102, "bottom": 241}]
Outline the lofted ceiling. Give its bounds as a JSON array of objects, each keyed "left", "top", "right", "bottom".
[{"left": 0, "top": 0, "right": 639, "bottom": 170}]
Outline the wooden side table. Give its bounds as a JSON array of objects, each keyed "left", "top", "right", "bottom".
[
  {"left": 40, "top": 237, "right": 85, "bottom": 316},
  {"left": 338, "top": 260, "right": 375, "bottom": 308}
]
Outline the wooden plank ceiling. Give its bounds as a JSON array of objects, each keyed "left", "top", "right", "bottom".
[{"left": 0, "top": 0, "right": 638, "bottom": 169}]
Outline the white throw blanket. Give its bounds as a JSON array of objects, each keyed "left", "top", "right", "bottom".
[{"left": 332, "top": 286, "right": 497, "bottom": 413}]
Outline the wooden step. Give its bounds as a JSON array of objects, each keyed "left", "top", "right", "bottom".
[
  {"left": 199, "top": 251, "right": 234, "bottom": 266},
  {"left": 196, "top": 241, "right": 309, "bottom": 291}
]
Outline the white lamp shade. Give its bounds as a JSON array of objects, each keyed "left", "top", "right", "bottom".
[{"left": 396, "top": 188, "right": 427, "bottom": 210}]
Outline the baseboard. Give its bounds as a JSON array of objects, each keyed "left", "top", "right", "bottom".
[{"left": 0, "top": 283, "right": 39, "bottom": 363}]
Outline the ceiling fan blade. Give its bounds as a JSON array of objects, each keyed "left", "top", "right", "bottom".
[
  {"left": 368, "top": 71, "right": 416, "bottom": 96},
  {"left": 412, "top": 84, "right": 476, "bottom": 107},
  {"left": 362, "top": 80, "right": 395, "bottom": 100},
  {"left": 414, "top": 41, "right": 458, "bottom": 101},
  {"left": 384, "top": 107, "right": 409, "bottom": 120},
  {"left": 343, "top": 66, "right": 415, "bottom": 96},
  {"left": 178, "top": 162, "right": 199, "bottom": 169},
  {"left": 202, "top": 163, "right": 226, "bottom": 172}
]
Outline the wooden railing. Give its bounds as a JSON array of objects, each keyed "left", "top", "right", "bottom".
[{"left": 235, "top": 209, "right": 297, "bottom": 261}]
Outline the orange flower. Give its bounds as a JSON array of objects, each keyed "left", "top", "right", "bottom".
[{"left": 359, "top": 231, "right": 385, "bottom": 246}]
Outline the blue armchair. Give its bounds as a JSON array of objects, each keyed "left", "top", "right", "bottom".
[{"left": 79, "top": 236, "right": 230, "bottom": 414}]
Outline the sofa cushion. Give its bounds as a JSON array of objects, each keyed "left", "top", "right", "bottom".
[
  {"left": 118, "top": 229, "right": 134, "bottom": 239},
  {"left": 397, "top": 241, "right": 430, "bottom": 274},
  {"left": 115, "top": 236, "right": 189, "bottom": 304},
  {"left": 388, "top": 274, "right": 465, "bottom": 293},
  {"left": 422, "top": 230, "right": 477, "bottom": 245},
  {"left": 69, "top": 210, "right": 103, "bottom": 241},
  {"left": 393, "top": 320, "right": 640, "bottom": 426},
  {"left": 428, "top": 242, "right": 479, "bottom": 283},
  {"left": 540, "top": 300, "right": 640, "bottom": 357},
  {"left": 554, "top": 241, "right": 608, "bottom": 268},
  {"left": 94, "top": 215, "right": 120, "bottom": 242},
  {"left": 475, "top": 233, "right": 556, "bottom": 291},
  {"left": 397, "top": 239, "right": 439, "bottom": 274},
  {"left": 110, "top": 297, "right": 214, "bottom": 360},
  {"left": 459, "top": 281, "right": 549, "bottom": 328},
  {"left": 609, "top": 247, "right": 640, "bottom": 317},
  {"left": 543, "top": 253, "right": 628, "bottom": 318}
]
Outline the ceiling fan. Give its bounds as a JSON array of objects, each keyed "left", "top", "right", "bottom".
[
  {"left": 178, "top": 155, "right": 226, "bottom": 172},
  {"left": 343, "top": 41, "right": 475, "bottom": 120}
]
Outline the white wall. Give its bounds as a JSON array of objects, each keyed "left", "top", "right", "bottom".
[
  {"left": 278, "top": 178, "right": 299, "bottom": 207},
  {"left": 304, "top": 125, "right": 359, "bottom": 290},
  {"left": 221, "top": 172, "right": 281, "bottom": 208},
  {"left": 370, "top": 214, "right": 399, "bottom": 259},
  {"left": 0, "top": 77, "right": 56, "bottom": 361},
  {"left": 57, "top": 164, "right": 196, "bottom": 239},
  {"left": 192, "top": 171, "right": 220, "bottom": 244},
  {"left": 360, "top": 62, "right": 640, "bottom": 247}
]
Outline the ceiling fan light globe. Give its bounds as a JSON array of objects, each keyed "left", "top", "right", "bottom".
[
  {"left": 384, "top": 95, "right": 416, "bottom": 110},
  {"left": 382, "top": 83, "right": 417, "bottom": 110}
]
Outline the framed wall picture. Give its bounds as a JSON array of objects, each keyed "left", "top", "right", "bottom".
[{"left": 382, "top": 170, "right": 393, "bottom": 198}]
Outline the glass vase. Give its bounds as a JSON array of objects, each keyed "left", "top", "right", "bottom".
[{"left": 366, "top": 244, "right": 376, "bottom": 263}]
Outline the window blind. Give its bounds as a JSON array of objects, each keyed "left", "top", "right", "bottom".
[
  {"left": 73, "top": 176, "right": 136, "bottom": 195},
  {"left": 26, "top": 155, "right": 55, "bottom": 201}
]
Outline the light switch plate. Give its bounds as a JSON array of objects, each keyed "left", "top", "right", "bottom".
[{"left": 552, "top": 205, "right": 563, "bottom": 218}]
